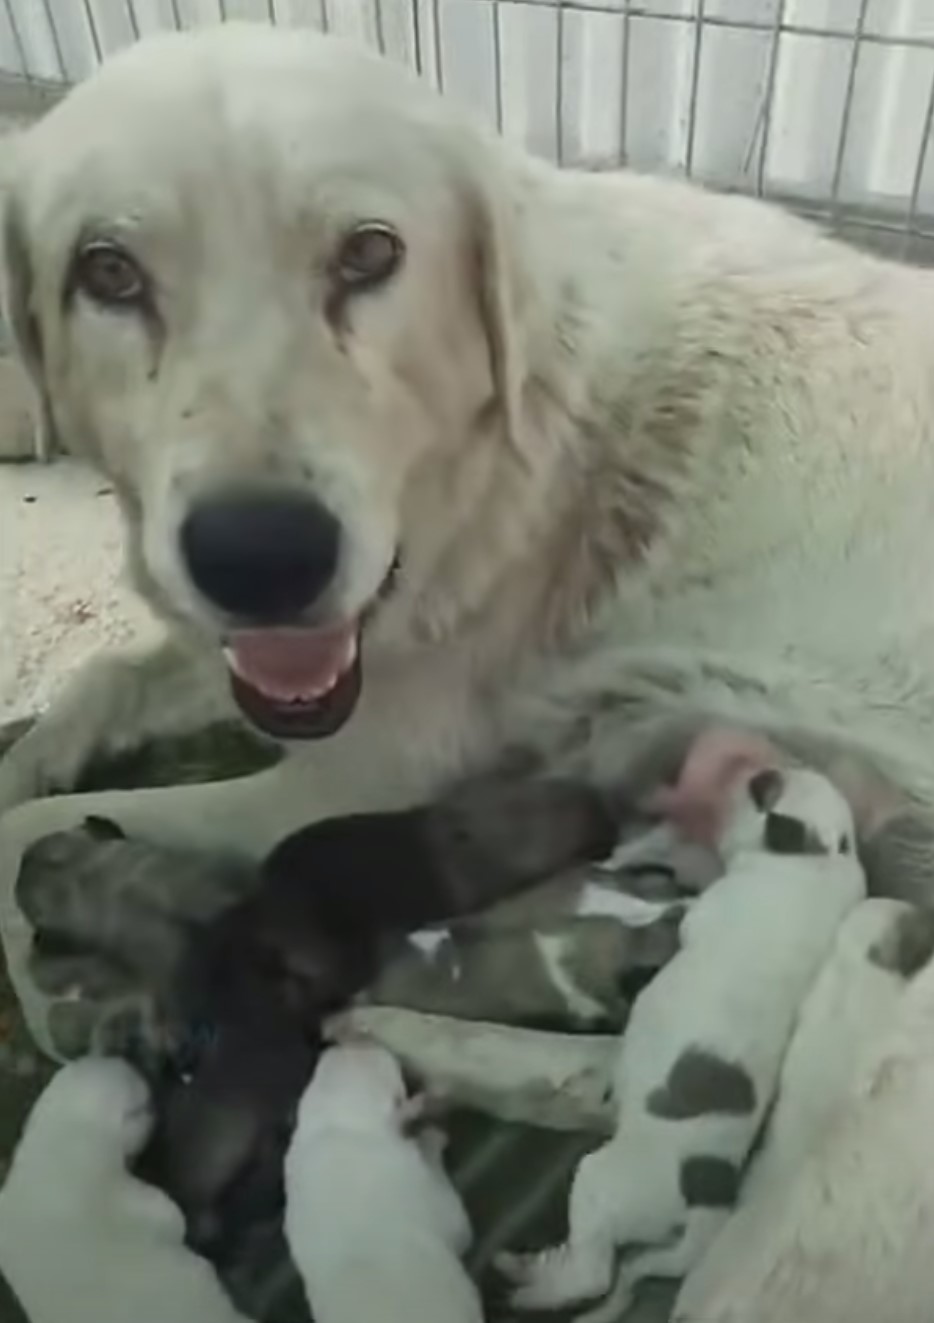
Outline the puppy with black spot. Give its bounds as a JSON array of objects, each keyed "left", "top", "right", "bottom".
[
  {"left": 498, "top": 766, "right": 866, "bottom": 1316},
  {"left": 284, "top": 1041, "right": 483, "bottom": 1323},
  {"left": 674, "top": 896, "right": 934, "bottom": 1323}
]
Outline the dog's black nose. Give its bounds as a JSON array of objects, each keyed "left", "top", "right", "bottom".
[{"left": 180, "top": 491, "right": 341, "bottom": 621}]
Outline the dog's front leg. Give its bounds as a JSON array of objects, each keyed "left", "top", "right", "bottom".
[
  {"left": 0, "top": 638, "right": 234, "bottom": 815},
  {"left": 0, "top": 750, "right": 390, "bottom": 1056}
]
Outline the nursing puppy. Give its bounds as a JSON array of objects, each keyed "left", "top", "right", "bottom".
[
  {"left": 365, "top": 875, "right": 686, "bottom": 1030},
  {"left": 0, "top": 1058, "right": 248, "bottom": 1323},
  {"left": 14, "top": 774, "right": 615, "bottom": 1265},
  {"left": 284, "top": 1042, "right": 482, "bottom": 1323},
  {"left": 224, "top": 773, "right": 618, "bottom": 975},
  {"left": 674, "top": 897, "right": 934, "bottom": 1323},
  {"left": 499, "top": 767, "right": 864, "bottom": 1315},
  {"left": 149, "top": 775, "right": 613, "bottom": 1266},
  {"left": 229, "top": 776, "right": 672, "bottom": 1032}
]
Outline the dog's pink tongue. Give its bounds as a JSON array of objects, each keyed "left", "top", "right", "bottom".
[{"left": 226, "top": 624, "right": 358, "bottom": 702}]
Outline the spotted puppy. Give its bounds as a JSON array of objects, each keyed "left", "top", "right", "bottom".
[
  {"left": 674, "top": 896, "right": 934, "bottom": 1323},
  {"left": 499, "top": 766, "right": 865, "bottom": 1316},
  {"left": 284, "top": 1042, "right": 483, "bottom": 1323},
  {"left": 0, "top": 1058, "right": 249, "bottom": 1323}
]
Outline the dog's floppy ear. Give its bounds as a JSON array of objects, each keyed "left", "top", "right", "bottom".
[
  {"left": 2, "top": 190, "right": 59, "bottom": 460},
  {"left": 461, "top": 144, "right": 530, "bottom": 462}
]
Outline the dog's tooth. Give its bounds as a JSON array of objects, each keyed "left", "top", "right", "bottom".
[{"left": 222, "top": 646, "right": 246, "bottom": 680}]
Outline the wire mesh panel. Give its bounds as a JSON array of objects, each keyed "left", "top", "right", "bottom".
[{"left": 0, "top": 0, "right": 932, "bottom": 257}]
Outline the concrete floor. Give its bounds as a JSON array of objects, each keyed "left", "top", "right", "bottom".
[{"left": 1, "top": 459, "right": 158, "bottom": 722}]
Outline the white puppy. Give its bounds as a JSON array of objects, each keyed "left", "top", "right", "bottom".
[
  {"left": 499, "top": 767, "right": 864, "bottom": 1316},
  {"left": 0, "top": 1057, "right": 248, "bottom": 1323},
  {"left": 284, "top": 1042, "right": 482, "bottom": 1323},
  {"left": 674, "top": 897, "right": 934, "bottom": 1323}
]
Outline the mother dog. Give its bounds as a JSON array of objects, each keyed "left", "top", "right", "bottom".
[{"left": 1, "top": 21, "right": 934, "bottom": 1310}]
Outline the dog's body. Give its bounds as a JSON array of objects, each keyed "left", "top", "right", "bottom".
[
  {"left": 284, "top": 1043, "right": 482, "bottom": 1323},
  {"left": 0, "top": 1058, "right": 249, "bottom": 1323},
  {"left": 500, "top": 768, "right": 865, "bottom": 1315},
  {"left": 1, "top": 24, "right": 934, "bottom": 1315},
  {"left": 1, "top": 26, "right": 933, "bottom": 1023},
  {"left": 675, "top": 896, "right": 934, "bottom": 1321}
]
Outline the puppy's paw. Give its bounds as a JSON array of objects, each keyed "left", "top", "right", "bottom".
[
  {"left": 415, "top": 1123, "right": 450, "bottom": 1167},
  {"left": 497, "top": 1246, "right": 614, "bottom": 1313},
  {"left": 395, "top": 1089, "right": 430, "bottom": 1131},
  {"left": 496, "top": 1250, "right": 537, "bottom": 1283}
]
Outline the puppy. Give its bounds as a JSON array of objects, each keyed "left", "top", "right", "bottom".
[
  {"left": 674, "top": 897, "right": 934, "bottom": 1323},
  {"left": 364, "top": 876, "right": 686, "bottom": 1031},
  {"left": 247, "top": 772, "right": 619, "bottom": 951},
  {"left": 8, "top": 775, "right": 615, "bottom": 1276},
  {"left": 26, "top": 775, "right": 604, "bottom": 1268},
  {"left": 499, "top": 767, "right": 864, "bottom": 1315},
  {"left": 0, "top": 1058, "right": 248, "bottom": 1323},
  {"left": 284, "top": 1042, "right": 482, "bottom": 1323}
]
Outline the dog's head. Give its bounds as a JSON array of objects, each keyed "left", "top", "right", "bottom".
[
  {"left": 723, "top": 766, "right": 857, "bottom": 861},
  {"left": 3, "top": 26, "right": 533, "bottom": 740}
]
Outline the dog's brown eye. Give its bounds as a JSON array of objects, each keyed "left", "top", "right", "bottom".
[
  {"left": 73, "top": 242, "right": 146, "bottom": 306},
  {"left": 335, "top": 222, "right": 403, "bottom": 290}
]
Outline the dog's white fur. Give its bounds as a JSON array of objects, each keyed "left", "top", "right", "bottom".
[
  {"left": 0, "top": 1058, "right": 249, "bottom": 1323},
  {"left": 499, "top": 769, "right": 864, "bottom": 1314},
  {"left": 284, "top": 1042, "right": 482, "bottom": 1323},
  {"left": 2, "top": 24, "right": 934, "bottom": 1314},
  {"left": 1, "top": 25, "right": 932, "bottom": 1006},
  {"left": 675, "top": 896, "right": 916, "bottom": 1321}
]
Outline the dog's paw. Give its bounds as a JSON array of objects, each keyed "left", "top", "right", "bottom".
[
  {"left": 0, "top": 743, "right": 43, "bottom": 820},
  {"left": 0, "top": 722, "right": 90, "bottom": 819}
]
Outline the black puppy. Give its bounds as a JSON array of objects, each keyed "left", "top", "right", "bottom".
[{"left": 140, "top": 775, "right": 619, "bottom": 1268}]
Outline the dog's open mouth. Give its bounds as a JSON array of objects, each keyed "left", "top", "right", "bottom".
[
  {"left": 225, "top": 621, "right": 363, "bottom": 740},
  {"left": 222, "top": 557, "right": 400, "bottom": 740}
]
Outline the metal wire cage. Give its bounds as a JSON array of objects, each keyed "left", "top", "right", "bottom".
[{"left": 1, "top": 0, "right": 933, "bottom": 264}]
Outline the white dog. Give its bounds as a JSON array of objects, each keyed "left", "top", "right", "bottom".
[
  {"left": 0, "top": 1058, "right": 248, "bottom": 1323},
  {"left": 675, "top": 897, "right": 934, "bottom": 1323},
  {"left": 3, "top": 25, "right": 934, "bottom": 1316},
  {"left": 499, "top": 768, "right": 864, "bottom": 1315},
  {"left": 284, "top": 1042, "right": 482, "bottom": 1323}
]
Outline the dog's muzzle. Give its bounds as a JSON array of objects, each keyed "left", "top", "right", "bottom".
[{"left": 179, "top": 489, "right": 398, "bottom": 740}]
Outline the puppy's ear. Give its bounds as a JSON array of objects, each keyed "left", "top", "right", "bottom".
[
  {"left": 461, "top": 145, "right": 530, "bottom": 462},
  {"left": 2, "top": 190, "right": 59, "bottom": 460},
  {"left": 749, "top": 769, "right": 784, "bottom": 813}
]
